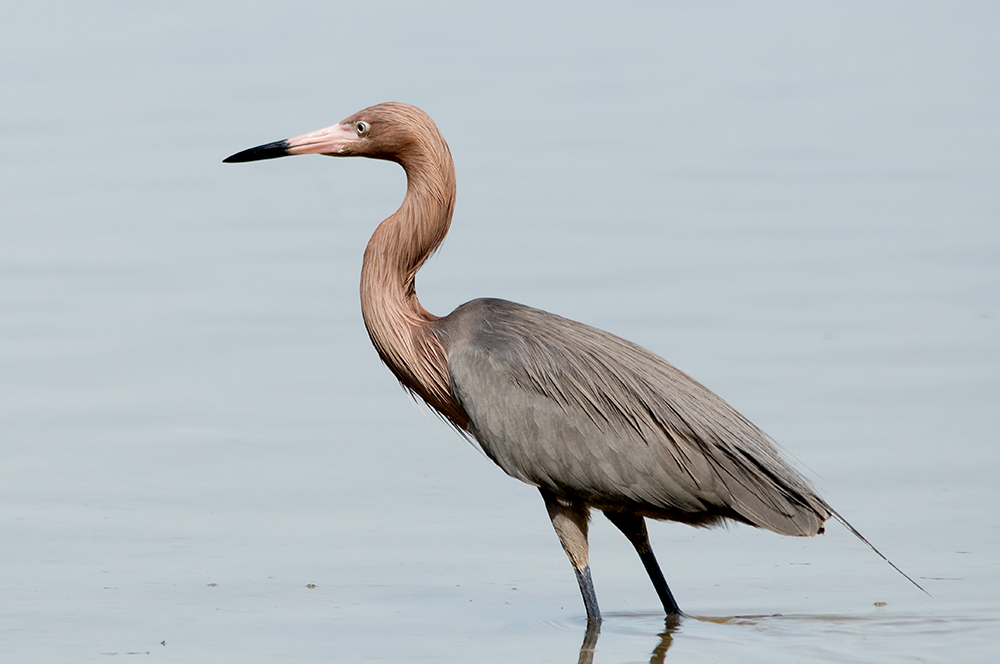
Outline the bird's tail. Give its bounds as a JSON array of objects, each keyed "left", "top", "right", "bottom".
[{"left": 831, "top": 510, "right": 929, "bottom": 596}]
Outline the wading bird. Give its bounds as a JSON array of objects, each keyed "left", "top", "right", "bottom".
[{"left": 224, "top": 102, "right": 920, "bottom": 624}]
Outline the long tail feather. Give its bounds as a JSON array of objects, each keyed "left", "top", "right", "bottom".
[{"left": 832, "top": 510, "right": 929, "bottom": 596}]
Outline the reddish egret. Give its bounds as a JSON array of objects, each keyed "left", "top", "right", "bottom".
[{"left": 224, "top": 102, "right": 922, "bottom": 623}]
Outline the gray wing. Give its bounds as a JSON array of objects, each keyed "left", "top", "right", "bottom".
[{"left": 435, "top": 298, "right": 830, "bottom": 537}]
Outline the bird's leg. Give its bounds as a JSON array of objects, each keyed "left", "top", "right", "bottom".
[
  {"left": 604, "top": 511, "right": 681, "bottom": 615},
  {"left": 540, "top": 488, "right": 601, "bottom": 624}
]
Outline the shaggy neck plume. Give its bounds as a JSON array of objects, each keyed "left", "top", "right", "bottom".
[{"left": 359, "top": 118, "right": 468, "bottom": 428}]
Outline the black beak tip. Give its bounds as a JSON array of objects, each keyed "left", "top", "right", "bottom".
[{"left": 223, "top": 139, "right": 291, "bottom": 163}]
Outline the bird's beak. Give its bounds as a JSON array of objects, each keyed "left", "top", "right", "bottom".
[{"left": 223, "top": 123, "right": 358, "bottom": 163}]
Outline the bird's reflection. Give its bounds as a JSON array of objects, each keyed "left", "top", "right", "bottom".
[
  {"left": 575, "top": 621, "right": 599, "bottom": 664},
  {"left": 575, "top": 614, "right": 682, "bottom": 664},
  {"left": 647, "top": 615, "right": 680, "bottom": 664}
]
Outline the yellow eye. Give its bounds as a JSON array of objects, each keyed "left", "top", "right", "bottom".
[{"left": 355, "top": 121, "right": 370, "bottom": 136}]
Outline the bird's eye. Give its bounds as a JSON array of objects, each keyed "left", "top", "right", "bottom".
[{"left": 355, "top": 121, "right": 370, "bottom": 136}]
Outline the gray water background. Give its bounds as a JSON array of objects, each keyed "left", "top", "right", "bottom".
[{"left": 1, "top": 2, "right": 998, "bottom": 661}]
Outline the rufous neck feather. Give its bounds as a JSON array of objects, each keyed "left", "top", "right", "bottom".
[{"left": 359, "top": 118, "right": 467, "bottom": 428}]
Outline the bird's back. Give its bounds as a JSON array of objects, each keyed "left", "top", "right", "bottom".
[{"left": 434, "top": 298, "right": 831, "bottom": 537}]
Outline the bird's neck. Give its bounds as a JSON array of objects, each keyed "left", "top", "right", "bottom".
[{"left": 360, "top": 141, "right": 468, "bottom": 428}]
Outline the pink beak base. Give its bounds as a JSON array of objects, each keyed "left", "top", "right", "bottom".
[{"left": 224, "top": 123, "right": 357, "bottom": 163}]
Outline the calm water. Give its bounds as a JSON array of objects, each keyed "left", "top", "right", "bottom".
[{"left": 2, "top": 2, "right": 998, "bottom": 661}]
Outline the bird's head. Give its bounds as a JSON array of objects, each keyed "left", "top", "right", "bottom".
[{"left": 223, "top": 102, "right": 444, "bottom": 165}]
